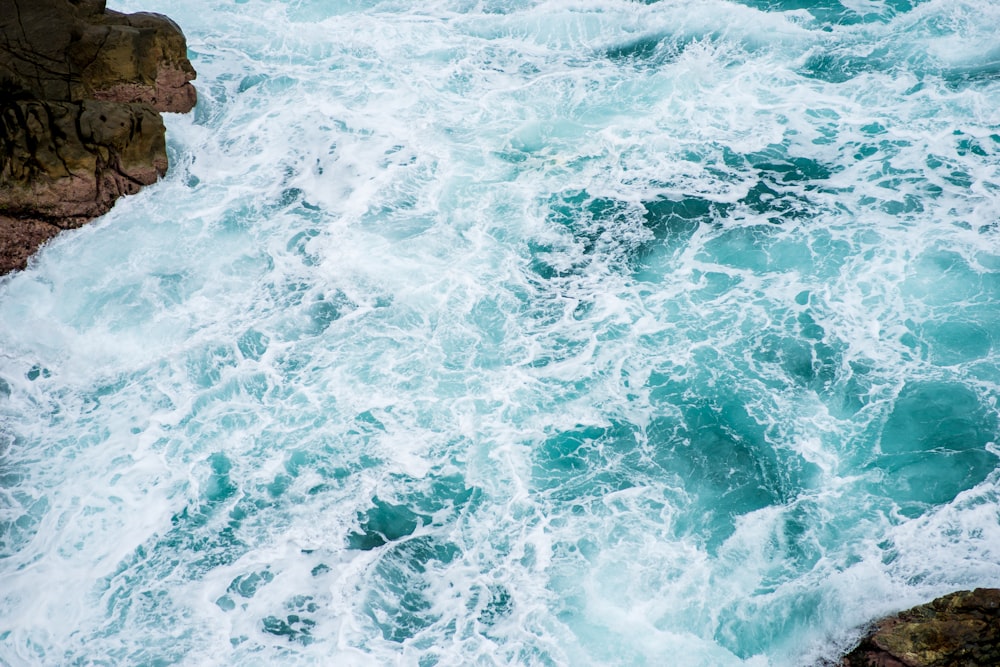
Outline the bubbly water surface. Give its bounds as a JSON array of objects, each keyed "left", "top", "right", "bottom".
[{"left": 2, "top": 0, "right": 1000, "bottom": 664}]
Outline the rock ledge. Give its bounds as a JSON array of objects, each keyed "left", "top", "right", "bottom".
[{"left": 0, "top": 0, "right": 196, "bottom": 275}]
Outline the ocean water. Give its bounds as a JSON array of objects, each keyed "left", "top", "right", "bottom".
[{"left": 2, "top": 0, "right": 999, "bottom": 664}]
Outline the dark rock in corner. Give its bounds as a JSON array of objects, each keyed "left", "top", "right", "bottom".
[
  {"left": 840, "top": 588, "right": 1000, "bottom": 667},
  {"left": 0, "top": 0, "right": 196, "bottom": 275}
]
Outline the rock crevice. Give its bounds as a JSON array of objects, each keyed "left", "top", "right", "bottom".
[{"left": 0, "top": 0, "right": 195, "bottom": 275}]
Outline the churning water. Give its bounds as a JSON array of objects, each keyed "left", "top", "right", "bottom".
[{"left": 2, "top": 0, "right": 1000, "bottom": 664}]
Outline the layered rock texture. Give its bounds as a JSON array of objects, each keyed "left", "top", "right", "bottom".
[
  {"left": 0, "top": 0, "right": 195, "bottom": 275},
  {"left": 840, "top": 588, "right": 1000, "bottom": 667}
]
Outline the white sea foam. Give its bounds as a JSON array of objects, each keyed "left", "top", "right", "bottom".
[{"left": 1, "top": 0, "right": 999, "bottom": 664}]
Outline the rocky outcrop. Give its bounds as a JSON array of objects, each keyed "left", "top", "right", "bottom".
[
  {"left": 840, "top": 588, "right": 1000, "bottom": 667},
  {"left": 0, "top": 0, "right": 196, "bottom": 275}
]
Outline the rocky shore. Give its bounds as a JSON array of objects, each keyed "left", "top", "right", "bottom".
[
  {"left": 838, "top": 588, "right": 1000, "bottom": 667},
  {"left": 0, "top": 0, "right": 196, "bottom": 275}
]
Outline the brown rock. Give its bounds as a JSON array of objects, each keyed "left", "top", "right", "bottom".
[
  {"left": 0, "top": 0, "right": 196, "bottom": 113},
  {"left": 0, "top": 216, "right": 62, "bottom": 276},
  {"left": 77, "top": 10, "right": 198, "bottom": 113},
  {"left": 0, "top": 99, "right": 166, "bottom": 221},
  {"left": 0, "top": 0, "right": 195, "bottom": 275},
  {"left": 840, "top": 589, "right": 1000, "bottom": 667}
]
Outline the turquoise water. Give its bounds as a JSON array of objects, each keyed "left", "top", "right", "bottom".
[{"left": 2, "top": 0, "right": 1000, "bottom": 664}]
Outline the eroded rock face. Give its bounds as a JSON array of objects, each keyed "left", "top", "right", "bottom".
[
  {"left": 0, "top": 0, "right": 196, "bottom": 275},
  {"left": 840, "top": 589, "right": 1000, "bottom": 667},
  {"left": 0, "top": 0, "right": 196, "bottom": 111},
  {"left": 1, "top": 100, "right": 167, "bottom": 220}
]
